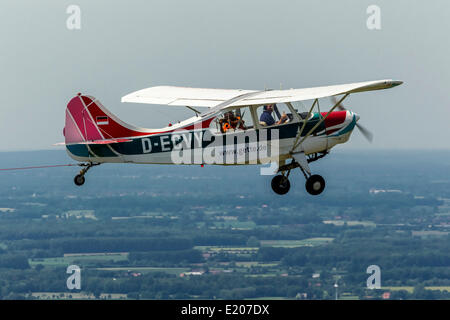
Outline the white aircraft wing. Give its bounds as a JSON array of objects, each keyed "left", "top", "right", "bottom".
[
  {"left": 225, "top": 79, "right": 403, "bottom": 107},
  {"left": 121, "top": 80, "right": 403, "bottom": 110},
  {"left": 121, "top": 86, "right": 258, "bottom": 108}
]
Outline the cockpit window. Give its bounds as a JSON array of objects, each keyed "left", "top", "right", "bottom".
[
  {"left": 256, "top": 103, "right": 294, "bottom": 127},
  {"left": 211, "top": 107, "right": 254, "bottom": 134},
  {"left": 298, "top": 112, "right": 312, "bottom": 120},
  {"left": 291, "top": 101, "right": 314, "bottom": 120}
]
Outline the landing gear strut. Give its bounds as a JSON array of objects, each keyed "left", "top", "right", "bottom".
[
  {"left": 273, "top": 152, "right": 327, "bottom": 196},
  {"left": 297, "top": 163, "right": 326, "bottom": 196},
  {"left": 73, "top": 162, "right": 100, "bottom": 186}
]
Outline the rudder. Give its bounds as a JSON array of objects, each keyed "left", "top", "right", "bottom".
[{"left": 64, "top": 93, "right": 148, "bottom": 145}]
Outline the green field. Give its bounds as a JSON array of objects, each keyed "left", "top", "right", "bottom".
[
  {"left": 29, "top": 253, "right": 129, "bottom": 267},
  {"left": 426, "top": 286, "right": 450, "bottom": 292},
  {"left": 211, "top": 220, "right": 257, "bottom": 230},
  {"left": 382, "top": 286, "right": 450, "bottom": 293},
  {"left": 339, "top": 295, "right": 360, "bottom": 300},
  {"left": 195, "top": 246, "right": 259, "bottom": 252},
  {"left": 95, "top": 267, "right": 190, "bottom": 275},
  {"left": 29, "top": 292, "right": 127, "bottom": 300},
  {"left": 235, "top": 261, "right": 279, "bottom": 268},
  {"left": 382, "top": 286, "right": 414, "bottom": 293},
  {"left": 260, "top": 238, "right": 334, "bottom": 248},
  {"left": 323, "top": 220, "right": 376, "bottom": 227},
  {"left": 245, "top": 274, "right": 280, "bottom": 278}
]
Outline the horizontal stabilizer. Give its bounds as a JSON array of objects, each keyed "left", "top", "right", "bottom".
[
  {"left": 56, "top": 138, "right": 132, "bottom": 146},
  {"left": 76, "top": 138, "right": 133, "bottom": 145}
]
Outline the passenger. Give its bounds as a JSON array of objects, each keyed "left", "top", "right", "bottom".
[
  {"left": 220, "top": 111, "right": 245, "bottom": 132},
  {"left": 232, "top": 112, "right": 246, "bottom": 130},
  {"left": 259, "top": 104, "right": 288, "bottom": 126}
]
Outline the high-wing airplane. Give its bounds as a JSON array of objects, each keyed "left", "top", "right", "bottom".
[{"left": 63, "top": 79, "right": 403, "bottom": 195}]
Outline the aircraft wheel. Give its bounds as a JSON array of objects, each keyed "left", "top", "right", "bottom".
[
  {"left": 271, "top": 175, "right": 291, "bottom": 195},
  {"left": 74, "top": 174, "right": 85, "bottom": 186},
  {"left": 305, "top": 174, "right": 325, "bottom": 195}
]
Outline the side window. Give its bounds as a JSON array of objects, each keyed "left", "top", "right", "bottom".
[
  {"left": 211, "top": 107, "right": 254, "bottom": 134},
  {"left": 291, "top": 101, "right": 314, "bottom": 120},
  {"left": 235, "top": 107, "right": 254, "bottom": 130},
  {"left": 256, "top": 103, "right": 293, "bottom": 127}
]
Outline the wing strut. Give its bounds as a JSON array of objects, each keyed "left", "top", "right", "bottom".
[
  {"left": 186, "top": 106, "right": 201, "bottom": 116},
  {"left": 290, "top": 94, "right": 349, "bottom": 154},
  {"left": 290, "top": 99, "right": 318, "bottom": 152}
]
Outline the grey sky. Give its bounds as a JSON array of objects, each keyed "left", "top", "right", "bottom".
[{"left": 0, "top": 0, "right": 449, "bottom": 151}]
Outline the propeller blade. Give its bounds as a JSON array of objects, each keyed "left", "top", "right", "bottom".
[
  {"left": 356, "top": 123, "right": 374, "bottom": 143},
  {"left": 331, "top": 96, "right": 346, "bottom": 111},
  {"left": 331, "top": 97, "right": 373, "bottom": 143}
]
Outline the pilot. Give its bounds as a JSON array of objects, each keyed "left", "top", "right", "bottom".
[{"left": 259, "top": 104, "right": 288, "bottom": 126}]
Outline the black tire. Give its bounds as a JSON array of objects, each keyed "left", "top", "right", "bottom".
[
  {"left": 74, "top": 174, "right": 85, "bottom": 186},
  {"left": 271, "top": 175, "right": 291, "bottom": 195},
  {"left": 305, "top": 174, "right": 325, "bottom": 195}
]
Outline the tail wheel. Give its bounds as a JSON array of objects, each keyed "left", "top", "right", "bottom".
[
  {"left": 271, "top": 175, "right": 291, "bottom": 195},
  {"left": 73, "top": 162, "right": 100, "bottom": 186},
  {"left": 74, "top": 174, "right": 85, "bottom": 186},
  {"left": 305, "top": 174, "right": 325, "bottom": 195}
]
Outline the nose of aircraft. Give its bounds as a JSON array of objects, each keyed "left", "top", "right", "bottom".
[{"left": 349, "top": 111, "right": 373, "bottom": 142}]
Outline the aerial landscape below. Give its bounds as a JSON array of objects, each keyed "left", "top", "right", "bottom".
[{"left": 0, "top": 149, "right": 448, "bottom": 300}]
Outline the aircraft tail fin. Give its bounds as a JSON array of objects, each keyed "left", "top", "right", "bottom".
[{"left": 64, "top": 93, "right": 147, "bottom": 145}]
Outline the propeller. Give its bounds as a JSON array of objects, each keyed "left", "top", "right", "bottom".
[{"left": 331, "top": 96, "right": 373, "bottom": 143}]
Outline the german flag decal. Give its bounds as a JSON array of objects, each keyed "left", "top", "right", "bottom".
[{"left": 96, "top": 116, "right": 109, "bottom": 125}]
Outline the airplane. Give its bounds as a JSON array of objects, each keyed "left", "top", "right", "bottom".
[{"left": 63, "top": 79, "right": 403, "bottom": 195}]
